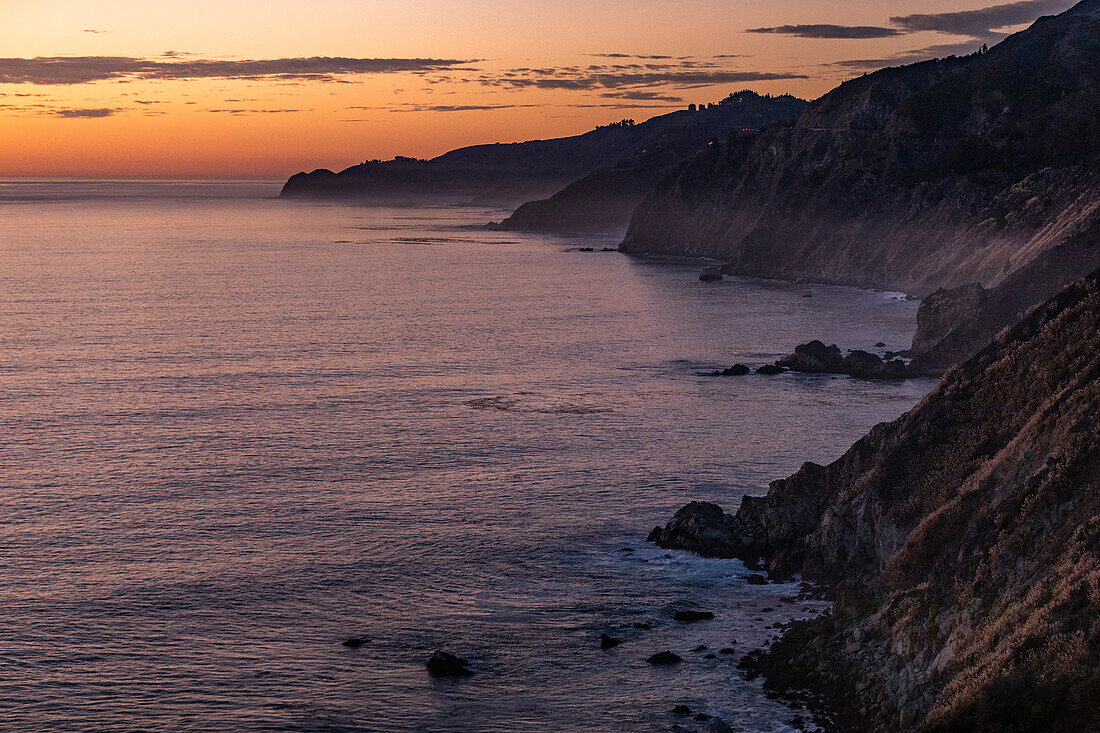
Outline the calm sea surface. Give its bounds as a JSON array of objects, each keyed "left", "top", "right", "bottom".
[{"left": 0, "top": 181, "right": 931, "bottom": 732}]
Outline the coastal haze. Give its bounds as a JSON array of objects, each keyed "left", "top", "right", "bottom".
[{"left": 0, "top": 182, "right": 926, "bottom": 730}]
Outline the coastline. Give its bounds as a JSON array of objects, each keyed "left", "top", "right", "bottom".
[{"left": 647, "top": 270, "right": 1100, "bottom": 731}]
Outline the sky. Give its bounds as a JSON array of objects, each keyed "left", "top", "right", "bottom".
[{"left": 0, "top": 0, "right": 1078, "bottom": 178}]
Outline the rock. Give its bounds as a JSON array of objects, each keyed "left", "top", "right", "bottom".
[
  {"left": 705, "top": 718, "right": 734, "bottom": 733},
  {"left": 341, "top": 638, "right": 367, "bottom": 648},
  {"left": 875, "top": 342, "right": 886, "bottom": 347},
  {"left": 693, "top": 713, "right": 713, "bottom": 721},
  {"left": 674, "top": 610, "right": 715, "bottom": 623},
  {"left": 600, "top": 247, "right": 617, "bottom": 252},
  {"left": 633, "top": 622, "right": 652, "bottom": 630},
  {"left": 777, "top": 340, "right": 845, "bottom": 373},
  {"left": 699, "top": 268, "right": 724, "bottom": 282},
  {"left": 619, "top": 547, "right": 633, "bottom": 552},
  {"left": 756, "top": 364, "right": 786, "bottom": 375},
  {"left": 648, "top": 501, "right": 741, "bottom": 557},
  {"left": 709, "top": 364, "right": 750, "bottom": 376},
  {"left": 802, "top": 293, "right": 813, "bottom": 298},
  {"left": 691, "top": 645, "right": 709, "bottom": 652},
  {"left": 719, "top": 647, "right": 737, "bottom": 655},
  {"left": 745, "top": 574, "right": 768, "bottom": 585},
  {"left": 577, "top": 247, "right": 594, "bottom": 252},
  {"left": 704, "top": 653, "right": 717, "bottom": 659},
  {"left": 841, "top": 349, "right": 885, "bottom": 378},
  {"left": 671, "top": 704, "right": 692, "bottom": 716},
  {"left": 600, "top": 634, "right": 621, "bottom": 649},
  {"left": 426, "top": 651, "right": 474, "bottom": 678},
  {"left": 646, "top": 651, "right": 683, "bottom": 665}
]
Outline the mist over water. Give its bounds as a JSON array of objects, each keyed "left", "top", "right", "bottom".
[{"left": 0, "top": 182, "right": 931, "bottom": 731}]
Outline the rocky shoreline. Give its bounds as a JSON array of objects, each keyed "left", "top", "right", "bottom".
[{"left": 650, "top": 270, "right": 1100, "bottom": 731}]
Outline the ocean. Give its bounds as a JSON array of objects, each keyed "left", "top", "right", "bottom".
[{"left": 0, "top": 181, "right": 931, "bottom": 731}]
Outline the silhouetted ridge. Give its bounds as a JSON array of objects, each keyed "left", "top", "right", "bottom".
[
  {"left": 280, "top": 93, "right": 804, "bottom": 208},
  {"left": 493, "top": 92, "right": 806, "bottom": 233}
]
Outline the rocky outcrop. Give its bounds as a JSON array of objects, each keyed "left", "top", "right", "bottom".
[
  {"left": 650, "top": 269, "right": 1100, "bottom": 730},
  {"left": 426, "top": 651, "right": 474, "bottom": 677},
  {"left": 767, "top": 341, "right": 913, "bottom": 378},
  {"left": 281, "top": 93, "right": 804, "bottom": 208},
  {"left": 624, "top": 0, "right": 1100, "bottom": 372}
]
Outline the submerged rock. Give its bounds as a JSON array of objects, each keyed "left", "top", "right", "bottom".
[
  {"left": 599, "top": 634, "right": 621, "bottom": 649},
  {"left": 756, "top": 364, "right": 786, "bottom": 375},
  {"left": 674, "top": 610, "right": 715, "bottom": 623},
  {"left": 745, "top": 575, "right": 768, "bottom": 585},
  {"left": 699, "top": 268, "right": 724, "bottom": 282},
  {"left": 341, "top": 638, "right": 367, "bottom": 648},
  {"left": 671, "top": 704, "right": 692, "bottom": 716},
  {"left": 426, "top": 651, "right": 474, "bottom": 678},
  {"left": 709, "top": 364, "right": 750, "bottom": 376},
  {"left": 646, "top": 651, "right": 683, "bottom": 665}
]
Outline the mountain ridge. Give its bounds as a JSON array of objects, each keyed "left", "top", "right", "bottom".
[{"left": 279, "top": 93, "right": 805, "bottom": 208}]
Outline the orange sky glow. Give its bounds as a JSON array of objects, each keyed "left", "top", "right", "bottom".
[{"left": 0, "top": 0, "right": 1075, "bottom": 178}]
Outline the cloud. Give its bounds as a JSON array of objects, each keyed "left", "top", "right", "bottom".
[
  {"left": 206, "top": 108, "right": 301, "bottom": 114},
  {"left": 600, "top": 91, "right": 684, "bottom": 102},
  {"left": 52, "top": 107, "right": 115, "bottom": 118},
  {"left": 474, "top": 64, "right": 806, "bottom": 91},
  {"left": 752, "top": 0, "right": 1076, "bottom": 73},
  {"left": 747, "top": 24, "right": 902, "bottom": 39},
  {"left": 588, "top": 53, "right": 677, "bottom": 60},
  {"left": 890, "top": 0, "right": 1074, "bottom": 39},
  {"left": 0, "top": 55, "right": 479, "bottom": 85},
  {"left": 82, "top": 29, "right": 113, "bottom": 34}
]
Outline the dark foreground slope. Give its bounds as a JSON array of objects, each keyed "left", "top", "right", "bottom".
[
  {"left": 650, "top": 270, "right": 1100, "bottom": 731},
  {"left": 625, "top": 0, "right": 1100, "bottom": 368},
  {"left": 494, "top": 92, "right": 805, "bottom": 233},
  {"left": 280, "top": 95, "right": 802, "bottom": 208}
]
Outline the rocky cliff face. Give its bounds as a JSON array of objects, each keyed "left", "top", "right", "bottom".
[
  {"left": 494, "top": 92, "right": 806, "bottom": 233},
  {"left": 279, "top": 94, "right": 803, "bottom": 208},
  {"left": 624, "top": 0, "right": 1100, "bottom": 369},
  {"left": 650, "top": 269, "right": 1100, "bottom": 731}
]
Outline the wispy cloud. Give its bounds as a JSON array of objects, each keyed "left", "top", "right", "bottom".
[
  {"left": 473, "top": 63, "right": 806, "bottom": 91},
  {"left": 754, "top": 0, "right": 1076, "bottom": 72},
  {"left": 889, "top": 0, "right": 1073, "bottom": 39},
  {"left": 747, "top": 25, "right": 902, "bottom": 39},
  {"left": 600, "top": 91, "right": 684, "bottom": 102},
  {"left": 0, "top": 55, "right": 479, "bottom": 85},
  {"left": 53, "top": 107, "right": 116, "bottom": 118},
  {"left": 588, "top": 53, "right": 678, "bottom": 60}
]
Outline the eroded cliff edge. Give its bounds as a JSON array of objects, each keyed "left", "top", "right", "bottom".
[
  {"left": 650, "top": 270, "right": 1100, "bottom": 731},
  {"left": 625, "top": 0, "right": 1100, "bottom": 371}
]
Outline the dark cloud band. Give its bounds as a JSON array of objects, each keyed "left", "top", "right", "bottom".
[
  {"left": 0, "top": 56, "right": 478, "bottom": 85},
  {"left": 747, "top": 25, "right": 902, "bottom": 39}
]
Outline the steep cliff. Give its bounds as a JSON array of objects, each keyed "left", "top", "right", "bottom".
[
  {"left": 280, "top": 94, "right": 802, "bottom": 208},
  {"left": 650, "top": 269, "right": 1100, "bottom": 731},
  {"left": 624, "top": 0, "right": 1100, "bottom": 300},
  {"left": 494, "top": 92, "right": 805, "bottom": 233}
]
